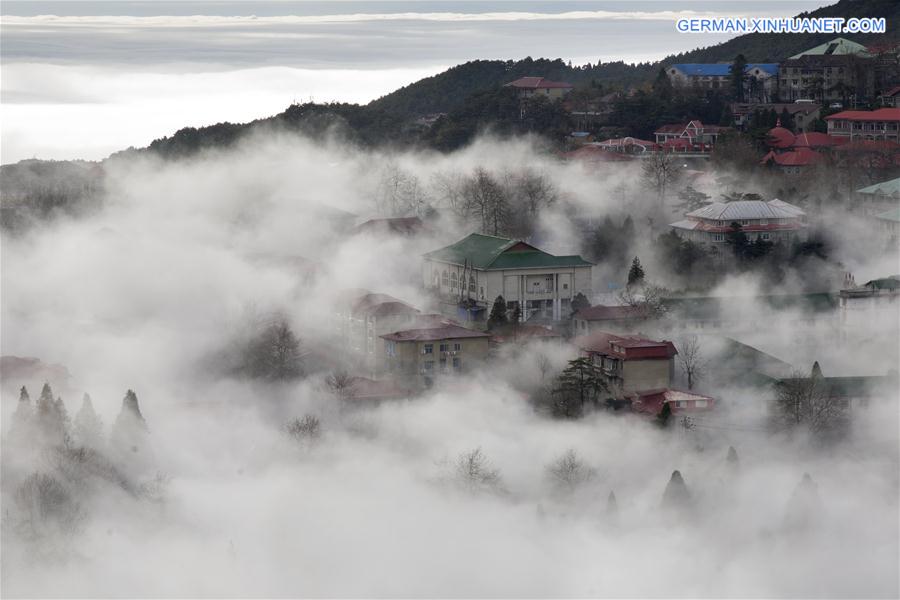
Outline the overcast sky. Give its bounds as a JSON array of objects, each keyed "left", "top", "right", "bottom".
[{"left": 2, "top": 1, "right": 830, "bottom": 162}]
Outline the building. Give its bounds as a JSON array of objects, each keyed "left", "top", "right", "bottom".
[
  {"left": 573, "top": 331, "right": 677, "bottom": 395},
  {"left": 839, "top": 275, "right": 900, "bottom": 334},
  {"left": 423, "top": 233, "right": 593, "bottom": 324},
  {"left": 731, "top": 102, "right": 822, "bottom": 131},
  {"left": 654, "top": 120, "right": 731, "bottom": 150},
  {"left": 875, "top": 208, "right": 900, "bottom": 248},
  {"left": 381, "top": 324, "right": 491, "bottom": 388},
  {"left": 573, "top": 305, "right": 647, "bottom": 335},
  {"left": 629, "top": 388, "right": 715, "bottom": 415},
  {"left": 825, "top": 108, "right": 900, "bottom": 141},
  {"left": 779, "top": 38, "right": 875, "bottom": 103},
  {"left": 878, "top": 85, "right": 900, "bottom": 108},
  {"left": 669, "top": 199, "right": 807, "bottom": 246},
  {"left": 505, "top": 77, "right": 573, "bottom": 100},
  {"left": 353, "top": 217, "right": 431, "bottom": 237},
  {"left": 761, "top": 146, "right": 827, "bottom": 175},
  {"left": 490, "top": 324, "right": 562, "bottom": 348},
  {"left": 666, "top": 63, "right": 779, "bottom": 102},
  {"left": 854, "top": 177, "right": 900, "bottom": 216}
]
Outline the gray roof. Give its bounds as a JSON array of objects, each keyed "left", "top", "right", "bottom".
[
  {"left": 686, "top": 199, "right": 804, "bottom": 221},
  {"left": 670, "top": 219, "right": 700, "bottom": 231}
]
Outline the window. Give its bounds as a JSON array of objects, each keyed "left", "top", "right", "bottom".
[
  {"left": 453, "top": 343, "right": 461, "bottom": 352},
  {"left": 442, "top": 271, "right": 449, "bottom": 287},
  {"left": 469, "top": 275, "right": 476, "bottom": 292},
  {"left": 713, "top": 234, "right": 724, "bottom": 242},
  {"left": 386, "top": 341, "right": 396, "bottom": 357},
  {"left": 423, "top": 344, "right": 433, "bottom": 355},
  {"left": 760, "top": 219, "right": 768, "bottom": 225},
  {"left": 450, "top": 272, "right": 457, "bottom": 289},
  {"left": 423, "top": 361, "right": 434, "bottom": 371},
  {"left": 439, "top": 358, "right": 447, "bottom": 371},
  {"left": 563, "top": 283, "right": 568, "bottom": 290},
  {"left": 695, "top": 399, "right": 708, "bottom": 408},
  {"left": 761, "top": 233, "right": 770, "bottom": 240},
  {"left": 439, "top": 343, "right": 449, "bottom": 352},
  {"left": 452, "top": 357, "right": 461, "bottom": 370}
]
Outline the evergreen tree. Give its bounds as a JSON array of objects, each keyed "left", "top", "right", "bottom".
[
  {"left": 109, "top": 390, "right": 152, "bottom": 474},
  {"left": 675, "top": 186, "right": 711, "bottom": 213},
  {"left": 606, "top": 490, "right": 618, "bottom": 518},
  {"left": 729, "top": 54, "right": 748, "bottom": 101},
  {"left": 627, "top": 257, "right": 646, "bottom": 287},
  {"left": 726, "top": 445, "right": 739, "bottom": 467},
  {"left": 73, "top": 393, "right": 104, "bottom": 450},
  {"left": 661, "top": 469, "right": 691, "bottom": 510},
  {"left": 570, "top": 292, "right": 590, "bottom": 316},
  {"left": 725, "top": 222, "right": 750, "bottom": 262},
  {"left": 509, "top": 302, "right": 521, "bottom": 325},
  {"left": 551, "top": 357, "right": 608, "bottom": 418},
  {"left": 656, "top": 402, "right": 672, "bottom": 428},
  {"left": 35, "top": 383, "right": 67, "bottom": 446},
  {"left": 487, "top": 295, "right": 508, "bottom": 329},
  {"left": 10, "top": 386, "right": 33, "bottom": 435}
]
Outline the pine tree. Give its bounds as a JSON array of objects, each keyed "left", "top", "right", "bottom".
[
  {"left": 487, "top": 295, "right": 507, "bottom": 329},
  {"left": 570, "top": 292, "right": 590, "bottom": 316},
  {"left": 662, "top": 470, "right": 691, "bottom": 510},
  {"left": 73, "top": 393, "right": 104, "bottom": 450},
  {"left": 726, "top": 446, "right": 739, "bottom": 467},
  {"left": 109, "top": 390, "right": 152, "bottom": 473},
  {"left": 35, "top": 383, "right": 67, "bottom": 446},
  {"left": 509, "top": 302, "right": 521, "bottom": 325},
  {"left": 606, "top": 490, "right": 618, "bottom": 517},
  {"left": 551, "top": 357, "right": 608, "bottom": 418},
  {"left": 11, "top": 386, "right": 33, "bottom": 433},
  {"left": 627, "top": 257, "right": 645, "bottom": 287}
]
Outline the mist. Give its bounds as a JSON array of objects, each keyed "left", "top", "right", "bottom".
[{"left": 1, "top": 129, "right": 898, "bottom": 598}]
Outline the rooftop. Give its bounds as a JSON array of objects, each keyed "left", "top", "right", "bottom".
[
  {"left": 790, "top": 37, "right": 870, "bottom": 59},
  {"left": 825, "top": 108, "right": 900, "bottom": 122},
  {"left": 574, "top": 331, "right": 677, "bottom": 360},
  {"left": 574, "top": 305, "right": 645, "bottom": 321},
  {"left": 381, "top": 323, "right": 491, "bottom": 342},
  {"left": 505, "top": 76, "right": 573, "bottom": 89},
  {"left": 424, "top": 233, "right": 592, "bottom": 270},
  {"left": 857, "top": 177, "right": 900, "bottom": 197},
  {"left": 685, "top": 199, "right": 805, "bottom": 221},
  {"left": 876, "top": 207, "right": 900, "bottom": 223}
]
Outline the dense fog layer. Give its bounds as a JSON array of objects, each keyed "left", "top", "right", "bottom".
[{"left": 1, "top": 133, "right": 898, "bottom": 597}]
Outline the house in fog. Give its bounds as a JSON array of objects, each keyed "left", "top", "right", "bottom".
[
  {"left": 573, "top": 331, "right": 677, "bottom": 394},
  {"left": 572, "top": 305, "right": 647, "bottom": 335},
  {"left": 668, "top": 199, "right": 807, "bottom": 246},
  {"left": 505, "top": 76, "right": 573, "bottom": 100},
  {"left": 381, "top": 323, "right": 491, "bottom": 388},
  {"left": 423, "top": 233, "right": 592, "bottom": 324},
  {"left": 839, "top": 275, "right": 900, "bottom": 336}
]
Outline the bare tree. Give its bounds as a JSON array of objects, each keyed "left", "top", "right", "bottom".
[
  {"left": 676, "top": 334, "right": 707, "bottom": 390},
  {"left": 453, "top": 447, "right": 503, "bottom": 494},
  {"left": 773, "top": 363, "right": 849, "bottom": 438},
  {"left": 285, "top": 414, "right": 322, "bottom": 443},
  {"left": 617, "top": 283, "right": 670, "bottom": 320},
  {"left": 375, "top": 162, "right": 425, "bottom": 217},
  {"left": 326, "top": 370, "right": 357, "bottom": 402},
  {"left": 642, "top": 150, "right": 681, "bottom": 205},
  {"left": 462, "top": 168, "right": 509, "bottom": 236},
  {"left": 545, "top": 449, "right": 595, "bottom": 495}
]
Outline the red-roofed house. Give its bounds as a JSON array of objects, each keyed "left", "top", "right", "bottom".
[
  {"left": 573, "top": 305, "right": 647, "bottom": 334},
  {"left": 629, "top": 388, "right": 715, "bottom": 415},
  {"left": 505, "top": 77, "right": 574, "bottom": 100},
  {"left": 381, "top": 324, "right": 491, "bottom": 387},
  {"left": 761, "top": 147, "right": 827, "bottom": 175},
  {"left": 654, "top": 120, "right": 731, "bottom": 150},
  {"left": 573, "top": 331, "right": 677, "bottom": 394},
  {"left": 825, "top": 108, "right": 900, "bottom": 142}
]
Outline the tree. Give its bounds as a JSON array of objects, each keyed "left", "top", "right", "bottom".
[
  {"left": 109, "top": 389, "right": 152, "bottom": 473},
  {"left": 239, "top": 318, "right": 305, "bottom": 380},
  {"left": 14, "top": 472, "right": 85, "bottom": 539},
  {"left": 725, "top": 221, "right": 750, "bottom": 261},
  {"left": 773, "top": 363, "right": 849, "bottom": 439},
  {"left": 9, "top": 386, "right": 34, "bottom": 439},
  {"left": 729, "top": 54, "right": 748, "bottom": 101},
  {"left": 656, "top": 402, "right": 672, "bottom": 428},
  {"left": 552, "top": 357, "right": 608, "bottom": 418},
  {"left": 627, "top": 257, "right": 645, "bottom": 287},
  {"left": 676, "top": 334, "right": 707, "bottom": 390},
  {"left": 545, "top": 448, "right": 595, "bottom": 495},
  {"left": 286, "top": 414, "right": 322, "bottom": 443},
  {"left": 325, "top": 371, "right": 357, "bottom": 402},
  {"left": 462, "top": 168, "right": 509, "bottom": 236},
  {"left": 617, "top": 283, "right": 670, "bottom": 320},
  {"left": 453, "top": 447, "right": 502, "bottom": 494},
  {"left": 35, "top": 383, "right": 67, "bottom": 447},
  {"left": 675, "top": 185, "right": 711, "bottom": 213},
  {"left": 570, "top": 292, "right": 590, "bottom": 317},
  {"left": 509, "top": 302, "right": 521, "bottom": 325},
  {"left": 652, "top": 67, "right": 673, "bottom": 102},
  {"left": 661, "top": 469, "right": 691, "bottom": 511},
  {"left": 642, "top": 150, "right": 681, "bottom": 205},
  {"left": 487, "top": 295, "right": 508, "bottom": 329},
  {"left": 72, "top": 393, "right": 104, "bottom": 450}
]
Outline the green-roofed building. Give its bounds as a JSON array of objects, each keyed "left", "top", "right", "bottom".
[
  {"left": 855, "top": 177, "right": 900, "bottom": 216},
  {"left": 789, "top": 37, "right": 870, "bottom": 59},
  {"left": 423, "top": 233, "right": 593, "bottom": 323}
]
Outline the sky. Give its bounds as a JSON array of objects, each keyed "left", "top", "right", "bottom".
[{"left": 0, "top": 0, "right": 832, "bottom": 162}]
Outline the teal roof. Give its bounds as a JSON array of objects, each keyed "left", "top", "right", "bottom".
[
  {"left": 425, "top": 233, "right": 592, "bottom": 270},
  {"left": 790, "top": 37, "right": 869, "bottom": 59},
  {"left": 857, "top": 177, "right": 900, "bottom": 197},
  {"left": 875, "top": 208, "right": 900, "bottom": 223}
]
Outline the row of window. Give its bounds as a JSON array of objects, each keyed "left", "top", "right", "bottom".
[
  {"left": 440, "top": 271, "right": 477, "bottom": 292},
  {"left": 423, "top": 343, "right": 462, "bottom": 354},
  {"left": 423, "top": 358, "right": 462, "bottom": 371}
]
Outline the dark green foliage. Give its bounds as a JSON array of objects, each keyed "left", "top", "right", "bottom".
[
  {"left": 661, "top": 470, "right": 691, "bottom": 510},
  {"left": 675, "top": 186, "right": 711, "bottom": 213},
  {"left": 570, "top": 292, "right": 590, "bottom": 316},
  {"left": 509, "top": 302, "right": 522, "bottom": 325},
  {"left": 656, "top": 402, "right": 673, "bottom": 428},
  {"left": 654, "top": 231, "right": 717, "bottom": 287},
  {"left": 487, "top": 295, "right": 508, "bottom": 329},
  {"left": 35, "top": 383, "right": 68, "bottom": 446},
  {"left": 552, "top": 357, "right": 608, "bottom": 419},
  {"left": 627, "top": 257, "right": 646, "bottom": 287},
  {"left": 730, "top": 54, "right": 748, "bottom": 101}
]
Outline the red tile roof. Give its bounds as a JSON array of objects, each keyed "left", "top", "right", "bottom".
[
  {"left": 792, "top": 132, "right": 838, "bottom": 148},
  {"left": 766, "top": 126, "right": 796, "bottom": 149},
  {"left": 574, "top": 331, "right": 677, "bottom": 359},
  {"left": 506, "top": 76, "right": 574, "bottom": 89},
  {"left": 381, "top": 324, "right": 491, "bottom": 342},
  {"left": 769, "top": 147, "right": 826, "bottom": 166},
  {"left": 825, "top": 108, "right": 900, "bottom": 121},
  {"left": 629, "top": 388, "right": 715, "bottom": 415}
]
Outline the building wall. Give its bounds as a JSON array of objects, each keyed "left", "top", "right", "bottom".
[
  {"left": 383, "top": 336, "right": 490, "bottom": 386},
  {"left": 622, "top": 358, "right": 673, "bottom": 392}
]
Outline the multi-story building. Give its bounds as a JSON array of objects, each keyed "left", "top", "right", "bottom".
[
  {"left": 730, "top": 102, "right": 821, "bottom": 131},
  {"left": 423, "top": 233, "right": 593, "bottom": 324},
  {"left": 381, "top": 324, "right": 491, "bottom": 388},
  {"left": 854, "top": 176, "right": 900, "bottom": 216},
  {"left": 669, "top": 199, "right": 807, "bottom": 246},
  {"left": 825, "top": 108, "right": 900, "bottom": 142},
  {"left": 653, "top": 120, "right": 731, "bottom": 150},
  {"left": 666, "top": 63, "right": 779, "bottom": 102},
  {"left": 573, "top": 331, "right": 677, "bottom": 395},
  {"left": 779, "top": 38, "right": 874, "bottom": 103},
  {"left": 505, "top": 77, "right": 573, "bottom": 100},
  {"left": 572, "top": 305, "right": 647, "bottom": 335}
]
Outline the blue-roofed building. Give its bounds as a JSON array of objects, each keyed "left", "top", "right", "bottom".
[{"left": 667, "top": 63, "right": 780, "bottom": 103}]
